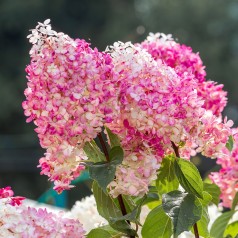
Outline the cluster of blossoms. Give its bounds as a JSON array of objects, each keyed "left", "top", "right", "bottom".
[
  {"left": 0, "top": 186, "right": 25, "bottom": 206},
  {"left": 23, "top": 20, "right": 234, "bottom": 198},
  {"left": 106, "top": 41, "right": 205, "bottom": 147},
  {"left": 105, "top": 40, "right": 232, "bottom": 196},
  {"left": 23, "top": 20, "right": 116, "bottom": 192},
  {"left": 0, "top": 186, "right": 85, "bottom": 237},
  {"left": 104, "top": 42, "right": 204, "bottom": 196},
  {"left": 139, "top": 33, "right": 227, "bottom": 117},
  {"left": 109, "top": 145, "right": 160, "bottom": 197},
  {"left": 210, "top": 130, "right": 238, "bottom": 208}
]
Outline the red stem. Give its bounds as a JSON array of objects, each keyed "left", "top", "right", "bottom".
[
  {"left": 97, "top": 132, "right": 135, "bottom": 238},
  {"left": 171, "top": 141, "right": 179, "bottom": 158},
  {"left": 98, "top": 133, "right": 110, "bottom": 162},
  {"left": 193, "top": 223, "right": 200, "bottom": 238}
]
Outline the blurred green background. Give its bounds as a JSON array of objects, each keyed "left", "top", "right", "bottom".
[{"left": 0, "top": 0, "right": 238, "bottom": 207}]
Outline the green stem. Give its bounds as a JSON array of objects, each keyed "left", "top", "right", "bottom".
[{"left": 171, "top": 141, "right": 200, "bottom": 238}]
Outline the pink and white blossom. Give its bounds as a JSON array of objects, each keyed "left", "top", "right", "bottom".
[
  {"left": 210, "top": 129, "right": 238, "bottom": 208},
  {"left": 139, "top": 33, "right": 227, "bottom": 117},
  {"left": 0, "top": 198, "right": 85, "bottom": 237},
  {"left": 23, "top": 20, "right": 116, "bottom": 192}
]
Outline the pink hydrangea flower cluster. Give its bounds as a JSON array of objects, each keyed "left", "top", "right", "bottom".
[
  {"left": 105, "top": 42, "right": 197, "bottom": 196},
  {"left": 23, "top": 20, "right": 116, "bottom": 192},
  {"left": 23, "top": 20, "right": 233, "bottom": 197},
  {"left": 139, "top": 33, "right": 227, "bottom": 117},
  {"left": 0, "top": 197, "right": 85, "bottom": 237},
  {"left": 0, "top": 186, "right": 25, "bottom": 206},
  {"left": 210, "top": 130, "right": 238, "bottom": 208},
  {"left": 198, "top": 81, "right": 227, "bottom": 117},
  {"left": 109, "top": 145, "right": 160, "bottom": 197},
  {"left": 106, "top": 41, "right": 205, "bottom": 148},
  {"left": 180, "top": 111, "right": 234, "bottom": 159},
  {"left": 196, "top": 111, "right": 234, "bottom": 158},
  {"left": 105, "top": 41, "right": 233, "bottom": 197},
  {"left": 0, "top": 186, "right": 14, "bottom": 198}
]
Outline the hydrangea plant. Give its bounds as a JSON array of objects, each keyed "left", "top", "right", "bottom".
[{"left": 1, "top": 19, "right": 238, "bottom": 237}]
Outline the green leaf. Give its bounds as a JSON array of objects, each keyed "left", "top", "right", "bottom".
[
  {"left": 92, "top": 182, "right": 136, "bottom": 236},
  {"left": 192, "top": 205, "right": 211, "bottom": 238},
  {"left": 141, "top": 205, "right": 173, "bottom": 238},
  {"left": 193, "top": 191, "right": 212, "bottom": 237},
  {"left": 143, "top": 192, "right": 160, "bottom": 205},
  {"left": 174, "top": 158, "right": 203, "bottom": 198},
  {"left": 226, "top": 135, "right": 234, "bottom": 152},
  {"left": 134, "top": 186, "right": 160, "bottom": 207},
  {"left": 232, "top": 192, "right": 238, "bottom": 210},
  {"left": 109, "top": 146, "right": 124, "bottom": 164},
  {"left": 203, "top": 182, "right": 221, "bottom": 205},
  {"left": 92, "top": 181, "right": 122, "bottom": 219},
  {"left": 88, "top": 161, "right": 117, "bottom": 192},
  {"left": 87, "top": 228, "right": 113, "bottom": 238},
  {"left": 88, "top": 146, "right": 123, "bottom": 192},
  {"left": 87, "top": 225, "right": 123, "bottom": 238},
  {"left": 147, "top": 200, "right": 162, "bottom": 209},
  {"left": 224, "top": 221, "right": 238, "bottom": 238},
  {"left": 156, "top": 155, "right": 179, "bottom": 195},
  {"left": 120, "top": 195, "right": 137, "bottom": 214},
  {"left": 192, "top": 190, "right": 212, "bottom": 237},
  {"left": 210, "top": 210, "right": 235, "bottom": 238},
  {"left": 105, "top": 127, "right": 121, "bottom": 148},
  {"left": 110, "top": 196, "right": 146, "bottom": 225},
  {"left": 110, "top": 221, "right": 137, "bottom": 237},
  {"left": 83, "top": 140, "right": 106, "bottom": 162},
  {"left": 162, "top": 190, "right": 202, "bottom": 237}
]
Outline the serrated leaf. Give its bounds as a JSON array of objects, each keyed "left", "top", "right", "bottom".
[
  {"left": 105, "top": 127, "right": 121, "bottom": 148},
  {"left": 109, "top": 146, "right": 124, "bottom": 164},
  {"left": 92, "top": 182, "right": 136, "bottom": 236},
  {"left": 88, "top": 162, "right": 117, "bottom": 192},
  {"left": 156, "top": 155, "right": 179, "bottom": 195},
  {"left": 87, "top": 225, "right": 123, "bottom": 238},
  {"left": 203, "top": 182, "right": 221, "bottom": 205},
  {"left": 83, "top": 140, "right": 106, "bottom": 162},
  {"left": 232, "top": 192, "right": 238, "bottom": 210},
  {"left": 174, "top": 158, "right": 203, "bottom": 198},
  {"left": 210, "top": 210, "right": 235, "bottom": 238},
  {"left": 141, "top": 205, "right": 173, "bottom": 238},
  {"left": 226, "top": 135, "right": 234, "bottom": 152},
  {"left": 224, "top": 221, "right": 238, "bottom": 237},
  {"left": 162, "top": 190, "right": 202, "bottom": 237}
]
